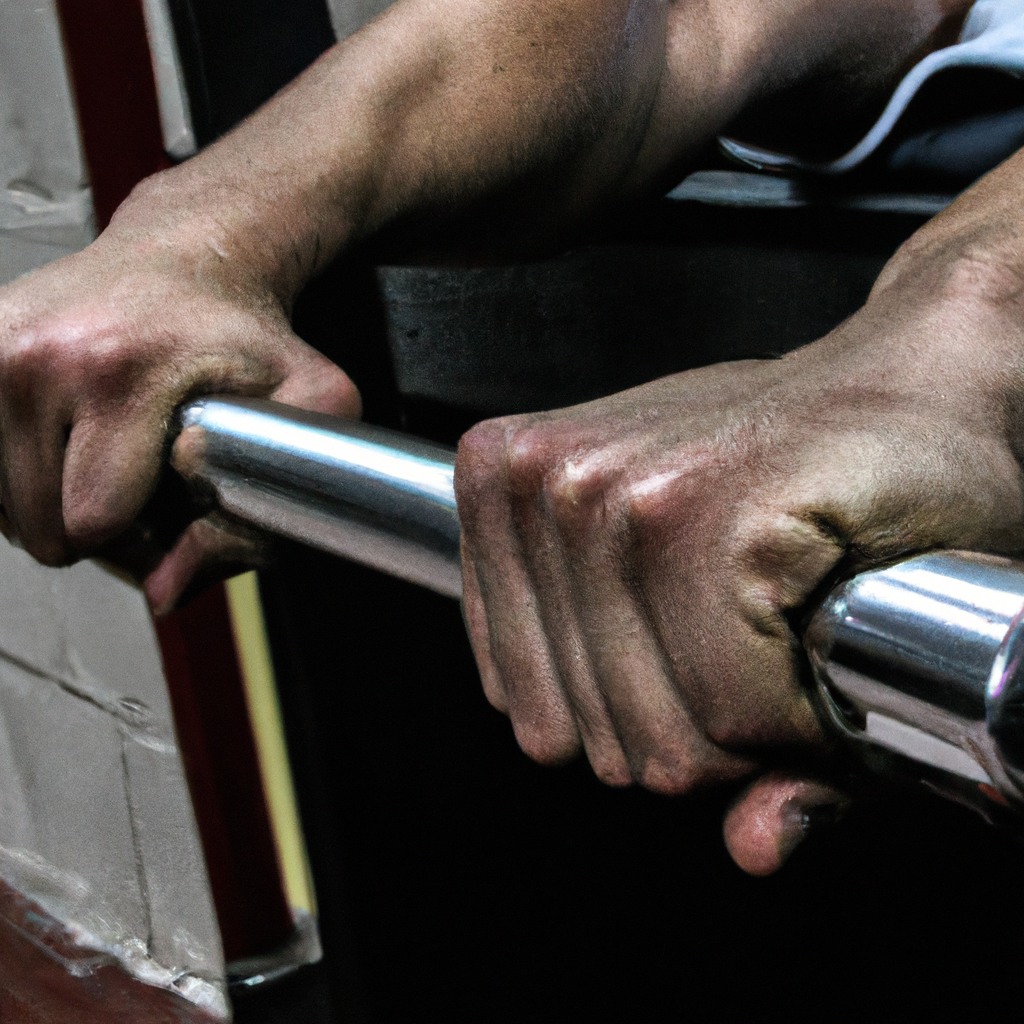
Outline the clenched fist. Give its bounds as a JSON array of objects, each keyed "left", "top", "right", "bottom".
[
  {"left": 456, "top": 179, "right": 1024, "bottom": 871},
  {"left": 0, "top": 175, "right": 360, "bottom": 611}
]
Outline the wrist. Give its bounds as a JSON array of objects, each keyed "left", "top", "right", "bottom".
[
  {"left": 795, "top": 236, "right": 1024, "bottom": 461},
  {"left": 105, "top": 155, "right": 345, "bottom": 312}
]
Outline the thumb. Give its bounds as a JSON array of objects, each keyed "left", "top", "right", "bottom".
[
  {"left": 268, "top": 347, "right": 362, "bottom": 420},
  {"left": 723, "top": 772, "right": 850, "bottom": 876},
  {"left": 147, "top": 349, "right": 363, "bottom": 613}
]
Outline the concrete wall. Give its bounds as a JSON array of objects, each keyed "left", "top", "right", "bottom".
[
  {"left": 0, "top": 1, "right": 225, "bottom": 1015},
  {"left": 0, "top": 0, "right": 412, "bottom": 1008}
]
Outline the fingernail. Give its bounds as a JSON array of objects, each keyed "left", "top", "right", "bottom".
[
  {"left": 800, "top": 802, "right": 848, "bottom": 830},
  {"left": 778, "top": 802, "right": 810, "bottom": 861},
  {"left": 779, "top": 799, "right": 849, "bottom": 862}
]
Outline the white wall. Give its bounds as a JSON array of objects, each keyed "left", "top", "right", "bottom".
[
  {"left": 0, "top": 1, "right": 225, "bottom": 1015},
  {"left": 0, "top": 0, "right": 93, "bottom": 280}
]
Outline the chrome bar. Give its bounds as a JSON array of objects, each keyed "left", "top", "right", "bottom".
[
  {"left": 177, "top": 397, "right": 462, "bottom": 597},
  {"left": 179, "top": 397, "right": 1024, "bottom": 815},
  {"left": 806, "top": 551, "right": 1024, "bottom": 811}
]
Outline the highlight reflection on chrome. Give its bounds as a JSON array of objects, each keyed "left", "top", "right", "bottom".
[
  {"left": 178, "top": 396, "right": 462, "bottom": 597},
  {"left": 806, "top": 550, "right": 1024, "bottom": 813},
  {"left": 178, "top": 396, "right": 1024, "bottom": 823}
]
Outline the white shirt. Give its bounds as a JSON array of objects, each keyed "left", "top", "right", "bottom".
[{"left": 721, "top": 0, "right": 1024, "bottom": 183}]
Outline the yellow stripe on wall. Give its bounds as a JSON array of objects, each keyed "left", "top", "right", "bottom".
[{"left": 225, "top": 571, "right": 317, "bottom": 916}]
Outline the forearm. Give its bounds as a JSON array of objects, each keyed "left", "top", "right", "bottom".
[
  {"left": 111, "top": 0, "right": 697, "bottom": 305},
  {"left": 843, "top": 146, "right": 1024, "bottom": 422},
  {"left": 104, "top": 0, "right": 968, "bottom": 311}
]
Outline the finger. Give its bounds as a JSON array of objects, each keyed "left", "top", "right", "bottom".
[
  {"left": 460, "top": 536, "right": 509, "bottom": 714},
  {"left": 0, "top": 407, "right": 70, "bottom": 565},
  {"left": 722, "top": 772, "right": 850, "bottom": 876},
  {"left": 150, "top": 343, "right": 360, "bottom": 606},
  {"left": 456, "top": 421, "right": 582, "bottom": 766},
  {"left": 511, "top": 474, "right": 632, "bottom": 787},
  {"left": 62, "top": 330, "right": 358, "bottom": 554},
  {"left": 61, "top": 395, "right": 169, "bottom": 552},
  {"left": 637, "top": 495, "right": 827, "bottom": 751},
  {"left": 143, "top": 515, "right": 273, "bottom": 615},
  {"left": 268, "top": 348, "right": 362, "bottom": 419},
  {"left": 548, "top": 462, "right": 752, "bottom": 793}
]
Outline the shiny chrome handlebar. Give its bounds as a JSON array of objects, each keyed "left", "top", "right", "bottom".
[
  {"left": 178, "top": 396, "right": 1024, "bottom": 820},
  {"left": 178, "top": 397, "right": 462, "bottom": 597},
  {"left": 806, "top": 552, "right": 1024, "bottom": 817}
]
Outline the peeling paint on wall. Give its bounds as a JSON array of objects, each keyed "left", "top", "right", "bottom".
[
  {"left": 0, "top": 873, "right": 225, "bottom": 1022},
  {"left": 0, "top": 547, "right": 228, "bottom": 1014}
]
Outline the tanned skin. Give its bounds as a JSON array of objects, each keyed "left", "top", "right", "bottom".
[{"left": 0, "top": 0, "right": 989, "bottom": 872}]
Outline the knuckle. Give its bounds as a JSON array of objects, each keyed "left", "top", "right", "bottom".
[
  {"left": 74, "top": 333, "right": 140, "bottom": 397},
  {"left": 545, "top": 456, "right": 621, "bottom": 533},
  {"left": 2, "top": 316, "right": 138, "bottom": 405},
  {"left": 505, "top": 422, "right": 556, "bottom": 494},
  {"left": 622, "top": 477, "right": 678, "bottom": 540},
  {"left": 0, "top": 326, "right": 59, "bottom": 387},
  {"left": 455, "top": 418, "right": 508, "bottom": 496},
  {"left": 455, "top": 417, "right": 527, "bottom": 534},
  {"left": 325, "top": 374, "right": 362, "bottom": 419}
]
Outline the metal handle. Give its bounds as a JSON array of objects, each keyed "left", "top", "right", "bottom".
[
  {"left": 178, "top": 396, "right": 462, "bottom": 597},
  {"left": 177, "top": 396, "right": 1024, "bottom": 816},
  {"left": 806, "top": 551, "right": 1024, "bottom": 816}
]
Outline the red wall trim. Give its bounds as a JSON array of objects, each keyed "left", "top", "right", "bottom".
[
  {"left": 55, "top": 0, "right": 170, "bottom": 227},
  {"left": 157, "top": 589, "right": 294, "bottom": 962}
]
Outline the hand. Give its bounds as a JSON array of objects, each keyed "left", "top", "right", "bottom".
[
  {"left": 0, "top": 179, "right": 360, "bottom": 612},
  {"left": 455, "top": 238, "right": 1024, "bottom": 873}
]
